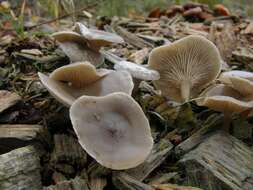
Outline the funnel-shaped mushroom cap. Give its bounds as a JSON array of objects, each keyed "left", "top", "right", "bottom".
[
  {"left": 148, "top": 35, "right": 221, "bottom": 102},
  {"left": 74, "top": 22, "right": 124, "bottom": 50},
  {"left": 38, "top": 70, "right": 134, "bottom": 107},
  {"left": 69, "top": 92, "right": 153, "bottom": 170},
  {"left": 219, "top": 70, "right": 253, "bottom": 96},
  {"left": 114, "top": 61, "right": 160, "bottom": 80},
  {"left": 50, "top": 62, "right": 109, "bottom": 88},
  {"left": 52, "top": 31, "right": 103, "bottom": 66},
  {"left": 197, "top": 84, "right": 253, "bottom": 114}
]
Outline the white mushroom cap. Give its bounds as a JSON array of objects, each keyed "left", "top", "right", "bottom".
[
  {"left": 101, "top": 50, "right": 160, "bottom": 81},
  {"left": 114, "top": 61, "right": 160, "bottom": 81},
  {"left": 197, "top": 84, "right": 253, "bottom": 114},
  {"left": 219, "top": 70, "right": 253, "bottom": 96},
  {"left": 52, "top": 31, "right": 104, "bottom": 66},
  {"left": 69, "top": 92, "right": 153, "bottom": 170},
  {"left": 148, "top": 35, "right": 222, "bottom": 102},
  {"left": 74, "top": 22, "right": 124, "bottom": 50},
  {"left": 50, "top": 62, "right": 109, "bottom": 88},
  {"left": 38, "top": 70, "right": 134, "bottom": 107}
]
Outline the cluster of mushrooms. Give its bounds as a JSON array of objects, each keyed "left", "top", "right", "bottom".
[{"left": 39, "top": 22, "right": 253, "bottom": 170}]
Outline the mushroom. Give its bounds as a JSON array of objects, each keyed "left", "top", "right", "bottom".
[
  {"left": 50, "top": 62, "right": 110, "bottom": 88},
  {"left": 219, "top": 70, "right": 253, "bottom": 96},
  {"left": 196, "top": 84, "right": 253, "bottom": 131},
  {"left": 101, "top": 50, "right": 160, "bottom": 94},
  {"left": 38, "top": 68, "right": 134, "bottom": 107},
  {"left": 74, "top": 22, "right": 124, "bottom": 51},
  {"left": 69, "top": 92, "right": 153, "bottom": 170},
  {"left": 52, "top": 31, "right": 104, "bottom": 66},
  {"left": 148, "top": 35, "right": 222, "bottom": 102}
]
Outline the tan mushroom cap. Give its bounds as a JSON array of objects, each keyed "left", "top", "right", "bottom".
[
  {"left": 197, "top": 84, "right": 253, "bottom": 114},
  {"left": 50, "top": 62, "right": 110, "bottom": 88},
  {"left": 74, "top": 22, "right": 124, "bottom": 50},
  {"left": 52, "top": 31, "right": 103, "bottom": 66},
  {"left": 148, "top": 35, "right": 221, "bottom": 102},
  {"left": 38, "top": 70, "right": 134, "bottom": 107},
  {"left": 219, "top": 70, "right": 253, "bottom": 96},
  {"left": 219, "top": 70, "right": 253, "bottom": 84},
  {"left": 229, "top": 76, "right": 253, "bottom": 96},
  {"left": 69, "top": 92, "right": 153, "bottom": 170}
]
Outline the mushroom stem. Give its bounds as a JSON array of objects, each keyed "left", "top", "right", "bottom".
[
  {"left": 222, "top": 112, "right": 232, "bottom": 132},
  {"left": 181, "top": 80, "right": 191, "bottom": 102}
]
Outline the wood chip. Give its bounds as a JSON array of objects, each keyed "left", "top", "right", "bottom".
[
  {"left": 113, "top": 172, "right": 153, "bottom": 190},
  {"left": 21, "top": 49, "right": 43, "bottom": 56},
  {"left": 128, "top": 48, "right": 150, "bottom": 64},
  {"left": 0, "top": 90, "right": 21, "bottom": 113},
  {"left": 153, "top": 183, "right": 202, "bottom": 190},
  {"left": 244, "top": 22, "right": 253, "bottom": 34},
  {"left": 126, "top": 138, "right": 173, "bottom": 181},
  {"left": 179, "top": 131, "right": 253, "bottom": 190},
  {"left": 0, "top": 145, "right": 42, "bottom": 190},
  {"left": 50, "top": 134, "right": 87, "bottom": 169},
  {"left": 44, "top": 177, "right": 89, "bottom": 190}
]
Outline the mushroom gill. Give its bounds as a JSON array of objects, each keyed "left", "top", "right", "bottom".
[{"left": 148, "top": 35, "right": 222, "bottom": 102}]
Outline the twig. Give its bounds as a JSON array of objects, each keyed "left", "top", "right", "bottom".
[{"left": 25, "top": 3, "right": 98, "bottom": 31}]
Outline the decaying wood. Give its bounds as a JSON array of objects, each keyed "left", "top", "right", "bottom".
[
  {"left": 86, "top": 163, "right": 109, "bottom": 190},
  {"left": 113, "top": 26, "right": 154, "bottom": 49},
  {"left": 0, "top": 145, "right": 42, "bottom": 190},
  {"left": 0, "top": 90, "right": 21, "bottom": 113},
  {"left": 148, "top": 172, "right": 178, "bottom": 185},
  {"left": 50, "top": 134, "right": 87, "bottom": 169},
  {"left": 179, "top": 131, "right": 253, "bottom": 190},
  {"left": 44, "top": 177, "right": 89, "bottom": 190},
  {"left": 153, "top": 183, "right": 203, "bottom": 190},
  {"left": 113, "top": 172, "right": 153, "bottom": 190},
  {"left": 87, "top": 161, "right": 111, "bottom": 178},
  {"left": 232, "top": 47, "right": 253, "bottom": 70},
  {"left": 208, "top": 21, "right": 237, "bottom": 62},
  {"left": 175, "top": 114, "right": 222, "bottom": 157},
  {"left": 126, "top": 138, "right": 173, "bottom": 181},
  {"left": 89, "top": 177, "right": 107, "bottom": 190},
  {"left": 0, "top": 124, "right": 47, "bottom": 154}
]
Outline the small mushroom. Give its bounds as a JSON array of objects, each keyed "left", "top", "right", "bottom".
[
  {"left": 148, "top": 35, "right": 222, "bottom": 102},
  {"left": 219, "top": 70, "right": 253, "bottom": 96},
  {"left": 74, "top": 22, "right": 124, "bottom": 51},
  {"left": 50, "top": 62, "right": 110, "bottom": 88},
  {"left": 38, "top": 67, "right": 134, "bottom": 107},
  {"left": 102, "top": 50, "right": 159, "bottom": 80},
  {"left": 197, "top": 84, "right": 253, "bottom": 131},
  {"left": 52, "top": 31, "right": 103, "bottom": 66},
  {"left": 102, "top": 50, "right": 160, "bottom": 93},
  {"left": 69, "top": 92, "right": 153, "bottom": 170}
]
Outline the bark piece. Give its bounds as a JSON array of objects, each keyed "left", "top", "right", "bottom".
[
  {"left": 44, "top": 177, "right": 89, "bottom": 190},
  {"left": 0, "top": 90, "right": 21, "bottom": 113},
  {"left": 50, "top": 134, "right": 87, "bottom": 169},
  {"left": 0, "top": 124, "right": 47, "bottom": 154},
  {"left": 0, "top": 145, "right": 42, "bottom": 190},
  {"left": 153, "top": 183, "right": 202, "bottom": 190},
  {"left": 113, "top": 172, "right": 153, "bottom": 190},
  {"left": 89, "top": 177, "right": 107, "bottom": 190},
  {"left": 179, "top": 131, "right": 253, "bottom": 190},
  {"left": 232, "top": 47, "right": 253, "bottom": 70},
  {"left": 113, "top": 26, "right": 153, "bottom": 49},
  {"left": 175, "top": 114, "right": 222, "bottom": 157},
  {"left": 126, "top": 138, "right": 173, "bottom": 181}
]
